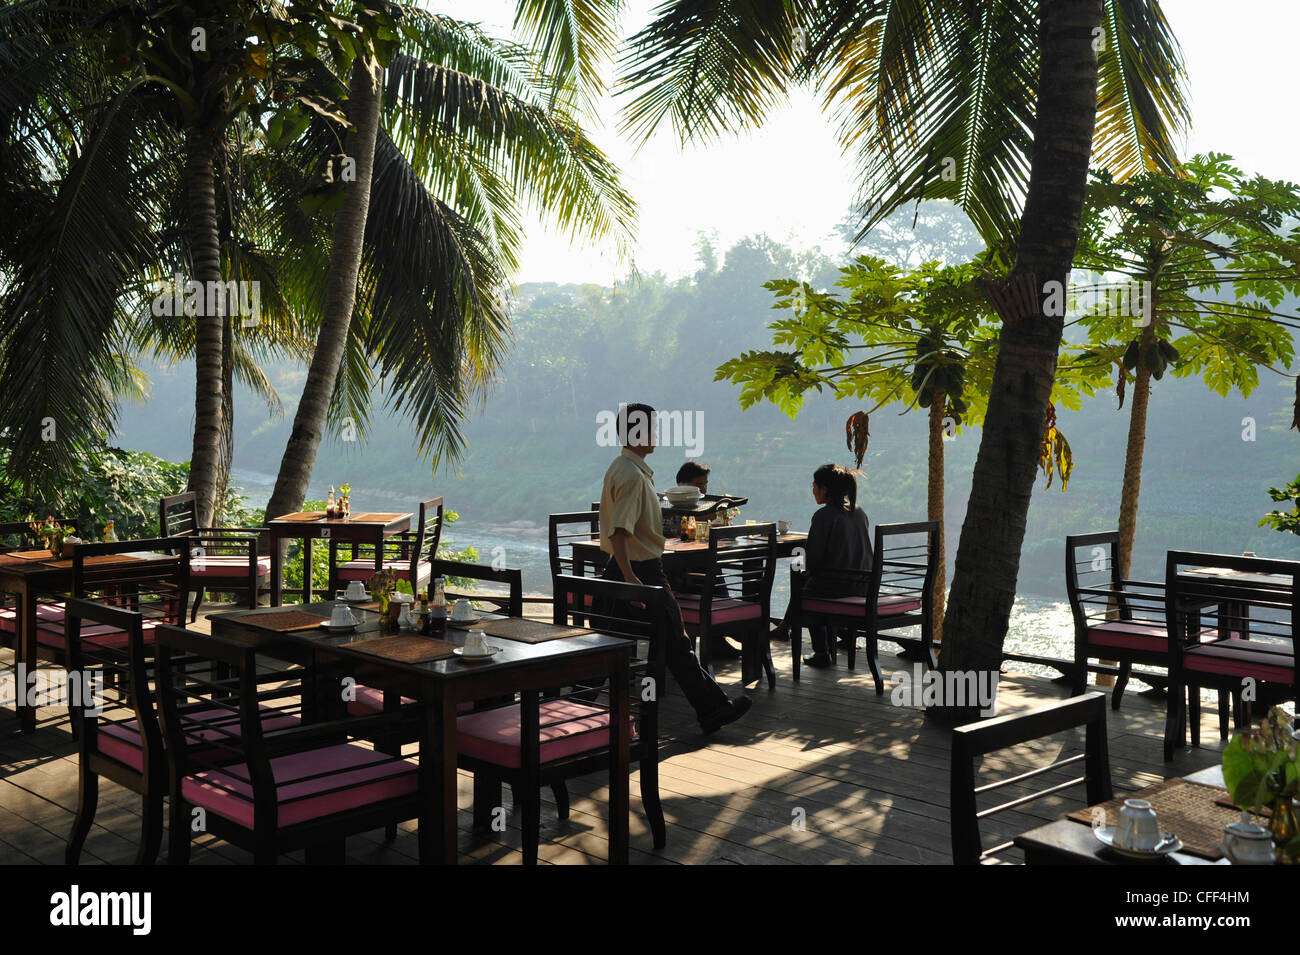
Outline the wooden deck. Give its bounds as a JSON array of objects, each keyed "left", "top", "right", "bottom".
[{"left": 0, "top": 605, "right": 1226, "bottom": 865}]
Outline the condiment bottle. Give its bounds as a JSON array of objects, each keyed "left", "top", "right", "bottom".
[
  {"left": 428, "top": 578, "right": 447, "bottom": 636},
  {"left": 102, "top": 521, "right": 117, "bottom": 543},
  {"left": 326, "top": 486, "right": 336, "bottom": 519}
]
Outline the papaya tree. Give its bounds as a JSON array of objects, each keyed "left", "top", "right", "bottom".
[
  {"left": 717, "top": 256, "right": 1100, "bottom": 643},
  {"left": 1067, "top": 154, "right": 1300, "bottom": 578}
]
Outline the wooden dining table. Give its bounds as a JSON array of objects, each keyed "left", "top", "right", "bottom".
[
  {"left": 0, "top": 549, "right": 180, "bottom": 732},
  {"left": 266, "top": 510, "right": 412, "bottom": 606},
  {"left": 1013, "top": 765, "right": 1235, "bottom": 865},
  {"left": 570, "top": 531, "right": 810, "bottom": 576},
  {"left": 207, "top": 603, "right": 634, "bottom": 864}
]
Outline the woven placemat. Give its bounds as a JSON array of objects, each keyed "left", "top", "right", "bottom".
[
  {"left": 245, "top": 609, "right": 329, "bottom": 632},
  {"left": 273, "top": 511, "right": 325, "bottom": 522},
  {"left": 1068, "top": 779, "right": 1238, "bottom": 859},
  {"left": 8, "top": 549, "right": 57, "bottom": 561},
  {"left": 43, "top": 554, "right": 150, "bottom": 568},
  {"left": 340, "top": 635, "right": 457, "bottom": 663},
  {"left": 348, "top": 512, "right": 407, "bottom": 524},
  {"left": 479, "top": 617, "right": 593, "bottom": 644}
]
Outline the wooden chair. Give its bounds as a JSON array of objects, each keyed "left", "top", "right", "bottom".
[
  {"left": 437, "top": 558, "right": 523, "bottom": 617},
  {"left": 950, "top": 692, "right": 1113, "bottom": 865},
  {"left": 154, "top": 624, "right": 425, "bottom": 864},
  {"left": 459, "top": 574, "right": 668, "bottom": 864},
  {"left": 548, "top": 510, "right": 605, "bottom": 625},
  {"left": 62, "top": 595, "right": 300, "bottom": 864},
  {"left": 15, "top": 538, "right": 189, "bottom": 670},
  {"left": 789, "top": 520, "right": 939, "bottom": 689},
  {"left": 160, "top": 491, "right": 267, "bottom": 621},
  {"left": 1163, "top": 551, "right": 1298, "bottom": 761},
  {"left": 330, "top": 496, "right": 442, "bottom": 595},
  {"left": 677, "top": 523, "right": 777, "bottom": 688}
]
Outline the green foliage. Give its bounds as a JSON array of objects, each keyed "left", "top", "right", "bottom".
[
  {"left": 1067, "top": 154, "right": 1300, "bottom": 400},
  {"left": 1222, "top": 707, "right": 1300, "bottom": 813},
  {"left": 0, "top": 445, "right": 256, "bottom": 543},
  {"left": 1259, "top": 474, "right": 1300, "bottom": 535}
]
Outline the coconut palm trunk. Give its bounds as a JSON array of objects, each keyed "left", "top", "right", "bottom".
[
  {"left": 1116, "top": 317, "right": 1157, "bottom": 578},
  {"left": 928, "top": 393, "right": 947, "bottom": 646},
  {"left": 185, "top": 133, "right": 226, "bottom": 529},
  {"left": 265, "top": 58, "right": 382, "bottom": 522},
  {"left": 935, "top": 0, "right": 1103, "bottom": 718}
]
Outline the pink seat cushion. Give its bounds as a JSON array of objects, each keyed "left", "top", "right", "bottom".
[
  {"left": 564, "top": 592, "right": 597, "bottom": 608},
  {"left": 0, "top": 601, "right": 66, "bottom": 633},
  {"left": 191, "top": 555, "right": 271, "bottom": 578},
  {"left": 676, "top": 595, "right": 763, "bottom": 625},
  {"left": 96, "top": 705, "right": 301, "bottom": 774},
  {"left": 1184, "top": 638, "right": 1294, "bottom": 683},
  {"left": 457, "top": 699, "right": 623, "bottom": 769},
  {"left": 337, "top": 560, "right": 432, "bottom": 584},
  {"left": 37, "top": 619, "right": 168, "bottom": 652},
  {"left": 1086, "top": 619, "right": 1169, "bottom": 651},
  {"left": 182, "top": 744, "right": 419, "bottom": 829},
  {"left": 800, "top": 595, "right": 922, "bottom": 617},
  {"left": 346, "top": 684, "right": 472, "bottom": 717}
]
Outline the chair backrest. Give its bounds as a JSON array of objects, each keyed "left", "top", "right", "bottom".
[
  {"left": 415, "top": 496, "right": 444, "bottom": 562},
  {"left": 950, "top": 692, "right": 1112, "bottom": 865},
  {"left": 63, "top": 596, "right": 164, "bottom": 779},
  {"left": 553, "top": 574, "right": 669, "bottom": 760},
  {"left": 1165, "top": 551, "right": 1298, "bottom": 665},
  {"left": 872, "top": 521, "right": 940, "bottom": 614},
  {"left": 159, "top": 492, "right": 200, "bottom": 537},
  {"left": 1065, "top": 531, "right": 1168, "bottom": 643},
  {"left": 70, "top": 539, "right": 189, "bottom": 622},
  {"left": 698, "top": 523, "right": 777, "bottom": 618},
  {"left": 548, "top": 511, "right": 605, "bottom": 621},
  {"left": 432, "top": 558, "right": 523, "bottom": 616}
]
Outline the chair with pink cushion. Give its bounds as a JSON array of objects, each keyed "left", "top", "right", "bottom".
[
  {"left": 62, "top": 595, "right": 301, "bottom": 864},
  {"left": 789, "top": 521, "right": 939, "bottom": 690},
  {"left": 154, "top": 624, "right": 424, "bottom": 864},
  {"left": 459, "top": 574, "right": 668, "bottom": 864},
  {"left": 677, "top": 523, "right": 777, "bottom": 688},
  {"left": 1065, "top": 531, "right": 1178, "bottom": 710},
  {"left": 160, "top": 491, "right": 268, "bottom": 621},
  {"left": 329, "top": 496, "right": 442, "bottom": 595},
  {"left": 548, "top": 510, "right": 606, "bottom": 625},
  {"left": 1163, "top": 551, "right": 1297, "bottom": 762}
]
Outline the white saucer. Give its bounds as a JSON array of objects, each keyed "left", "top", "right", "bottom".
[
  {"left": 454, "top": 646, "right": 502, "bottom": 662},
  {"left": 1094, "top": 826, "right": 1182, "bottom": 859},
  {"left": 340, "top": 592, "right": 370, "bottom": 602},
  {"left": 319, "top": 621, "right": 358, "bottom": 632}
]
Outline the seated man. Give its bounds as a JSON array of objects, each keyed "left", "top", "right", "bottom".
[
  {"left": 675, "top": 460, "right": 710, "bottom": 494},
  {"left": 599, "top": 404, "right": 750, "bottom": 733}
]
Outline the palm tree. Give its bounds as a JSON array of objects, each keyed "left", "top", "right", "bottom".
[
  {"left": 264, "top": 3, "right": 636, "bottom": 520},
  {"left": 0, "top": 0, "right": 373, "bottom": 523},
  {"left": 1068, "top": 154, "right": 1300, "bottom": 579},
  {"left": 620, "top": 0, "right": 1189, "bottom": 703}
]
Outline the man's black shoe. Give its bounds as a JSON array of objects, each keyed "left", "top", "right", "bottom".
[
  {"left": 803, "top": 652, "right": 833, "bottom": 669},
  {"left": 699, "top": 695, "right": 752, "bottom": 734}
]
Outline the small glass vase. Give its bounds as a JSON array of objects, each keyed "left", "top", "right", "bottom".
[{"left": 1270, "top": 796, "right": 1298, "bottom": 864}]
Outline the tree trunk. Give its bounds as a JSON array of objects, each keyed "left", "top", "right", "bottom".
[
  {"left": 933, "top": 0, "right": 1102, "bottom": 724},
  {"left": 928, "top": 393, "right": 946, "bottom": 646},
  {"left": 215, "top": 314, "right": 235, "bottom": 525},
  {"left": 265, "top": 58, "right": 382, "bottom": 521},
  {"left": 184, "top": 133, "right": 225, "bottom": 529},
  {"left": 1117, "top": 320, "right": 1156, "bottom": 578}
]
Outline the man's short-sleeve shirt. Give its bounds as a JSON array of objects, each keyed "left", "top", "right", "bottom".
[{"left": 599, "top": 448, "right": 665, "bottom": 562}]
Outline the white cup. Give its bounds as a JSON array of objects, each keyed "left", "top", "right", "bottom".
[
  {"left": 345, "top": 580, "right": 366, "bottom": 599},
  {"left": 330, "top": 604, "right": 358, "bottom": 627},
  {"left": 463, "top": 631, "right": 489, "bottom": 656},
  {"left": 1115, "top": 799, "right": 1160, "bottom": 850},
  {"left": 451, "top": 598, "right": 474, "bottom": 622}
]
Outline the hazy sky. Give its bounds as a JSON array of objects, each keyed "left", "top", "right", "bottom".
[{"left": 436, "top": 0, "right": 1298, "bottom": 286}]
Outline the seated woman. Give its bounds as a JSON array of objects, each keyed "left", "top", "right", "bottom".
[{"left": 797, "top": 463, "right": 873, "bottom": 669}]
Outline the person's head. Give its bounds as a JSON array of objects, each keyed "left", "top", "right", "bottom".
[
  {"left": 676, "top": 461, "right": 711, "bottom": 493},
  {"left": 812, "top": 463, "right": 857, "bottom": 512},
  {"left": 619, "top": 402, "right": 656, "bottom": 454}
]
